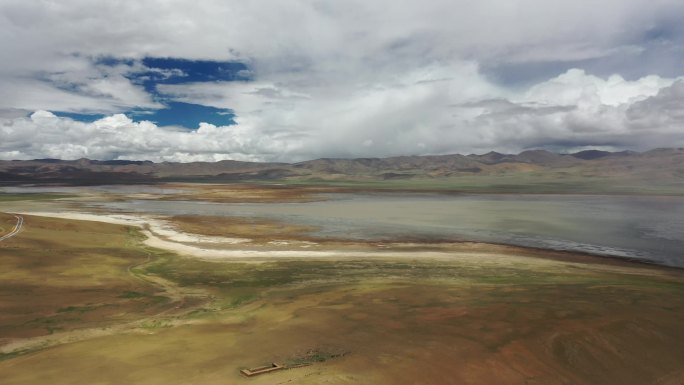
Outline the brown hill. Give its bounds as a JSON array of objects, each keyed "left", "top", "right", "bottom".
[{"left": 1, "top": 149, "right": 683, "bottom": 191}]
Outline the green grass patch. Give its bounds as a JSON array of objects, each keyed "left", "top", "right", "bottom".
[
  {"left": 0, "top": 193, "right": 75, "bottom": 202},
  {"left": 140, "top": 253, "right": 684, "bottom": 304},
  {"left": 221, "top": 292, "right": 259, "bottom": 309},
  {"left": 118, "top": 291, "right": 149, "bottom": 299},
  {"left": 56, "top": 305, "right": 97, "bottom": 314},
  {"left": 285, "top": 348, "right": 348, "bottom": 367},
  {"left": 0, "top": 345, "right": 46, "bottom": 362},
  {"left": 140, "top": 319, "right": 172, "bottom": 329}
]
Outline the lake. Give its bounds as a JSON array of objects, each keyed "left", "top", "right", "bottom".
[{"left": 87, "top": 193, "right": 684, "bottom": 267}]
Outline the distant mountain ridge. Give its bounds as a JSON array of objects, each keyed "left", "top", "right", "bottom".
[{"left": 0, "top": 148, "right": 683, "bottom": 186}]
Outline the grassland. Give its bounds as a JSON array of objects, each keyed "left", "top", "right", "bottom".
[
  {"left": 0, "top": 213, "right": 15, "bottom": 238},
  {"left": 168, "top": 215, "right": 316, "bottom": 242},
  {"left": 0, "top": 193, "right": 75, "bottom": 202},
  {"left": 0, "top": 212, "right": 683, "bottom": 384},
  {"left": 1, "top": 185, "right": 684, "bottom": 385},
  {"left": 0, "top": 215, "right": 200, "bottom": 351}
]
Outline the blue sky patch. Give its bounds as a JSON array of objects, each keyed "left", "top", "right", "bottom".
[
  {"left": 141, "top": 57, "right": 251, "bottom": 83},
  {"left": 117, "top": 57, "right": 252, "bottom": 95},
  {"left": 53, "top": 111, "right": 106, "bottom": 122},
  {"left": 53, "top": 102, "right": 235, "bottom": 128},
  {"left": 48, "top": 57, "right": 248, "bottom": 128},
  {"left": 131, "top": 102, "right": 235, "bottom": 128},
  {"left": 93, "top": 56, "right": 135, "bottom": 67},
  {"left": 121, "top": 57, "right": 252, "bottom": 96}
]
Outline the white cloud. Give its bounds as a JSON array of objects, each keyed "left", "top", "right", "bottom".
[
  {"left": 0, "top": 111, "right": 288, "bottom": 162},
  {"left": 2, "top": 73, "right": 683, "bottom": 162},
  {"left": 1, "top": 0, "right": 684, "bottom": 160},
  {"left": 153, "top": 66, "right": 683, "bottom": 159},
  {"left": 521, "top": 69, "right": 678, "bottom": 107},
  {"left": 0, "top": 55, "right": 162, "bottom": 115}
]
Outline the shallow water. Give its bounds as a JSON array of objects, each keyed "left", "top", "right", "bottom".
[
  {"left": 0, "top": 185, "right": 187, "bottom": 195},
  {"left": 85, "top": 193, "right": 684, "bottom": 267}
]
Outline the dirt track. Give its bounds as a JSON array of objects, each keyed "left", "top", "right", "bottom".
[{"left": 0, "top": 214, "right": 23, "bottom": 242}]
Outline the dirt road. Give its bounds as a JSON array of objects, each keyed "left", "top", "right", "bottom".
[{"left": 0, "top": 214, "right": 23, "bottom": 242}]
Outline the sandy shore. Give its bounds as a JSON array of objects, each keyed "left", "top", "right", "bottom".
[
  {"left": 23, "top": 211, "right": 253, "bottom": 249},
  {"left": 16, "top": 211, "right": 579, "bottom": 264},
  {"left": 15, "top": 210, "right": 673, "bottom": 280}
]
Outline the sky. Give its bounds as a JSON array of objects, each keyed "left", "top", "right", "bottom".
[{"left": 1, "top": 0, "right": 684, "bottom": 162}]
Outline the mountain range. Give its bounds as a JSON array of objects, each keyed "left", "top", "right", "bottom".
[{"left": 1, "top": 149, "right": 683, "bottom": 192}]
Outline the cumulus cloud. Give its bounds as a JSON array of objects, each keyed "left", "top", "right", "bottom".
[
  {"left": 0, "top": 111, "right": 288, "bottom": 162},
  {"left": 521, "top": 69, "right": 678, "bottom": 107},
  {"left": 2, "top": 72, "right": 683, "bottom": 162},
  {"left": 152, "top": 66, "right": 684, "bottom": 159},
  {"left": 1, "top": 0, "right": 684, "bottom": 160}
]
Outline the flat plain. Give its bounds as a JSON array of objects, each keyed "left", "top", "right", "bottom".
[{"left": 1, "top": 185, "right": 683, "bottom": 385}]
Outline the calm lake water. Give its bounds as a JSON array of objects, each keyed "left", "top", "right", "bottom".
[
  {"left": 0, "top": 185, "right": 188, "bottom": 195},
  {"left": 87, "top": 193, "right": 684, "bottom": 267}
]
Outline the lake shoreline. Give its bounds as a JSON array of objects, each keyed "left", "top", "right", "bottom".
[{"left": 14, "top": 211, "right": 684, "bottom": 277}]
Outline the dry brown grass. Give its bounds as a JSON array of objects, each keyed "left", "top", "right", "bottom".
[
  {"left": 2, "top": 268, "right": 684, "bottom": 385},
  {"left": 0, "top": 215, "right": 180, "bottom": 340},
  {"left": 0, "top": 213, "right": 15, "bottom": 237},
  {"left": 1, "top": 212, "right": 683, "bottom": 385},
  {"left": 2, "top": 241, "right": 684, "bottom": 385},
  {"left": 168, "top": 214, "right": 316, "bottom": 242},
  {"left": 159, "top": 183, "right": 345, "bottom": 203}
]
